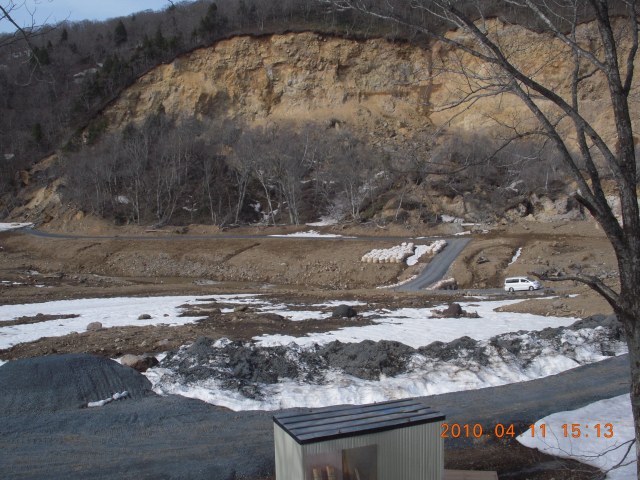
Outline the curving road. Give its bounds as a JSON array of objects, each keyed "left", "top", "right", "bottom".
[{"left": 396, "top": 237, "right": 471, "bottom": 292}]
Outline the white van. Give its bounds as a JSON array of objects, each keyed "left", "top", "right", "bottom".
[{"left": 504, "top": 276, "right": 542, "bottom": 292}]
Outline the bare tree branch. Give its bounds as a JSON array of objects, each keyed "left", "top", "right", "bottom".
[{"left": 530, "top": 269, "right": 620, "bottom": 308}]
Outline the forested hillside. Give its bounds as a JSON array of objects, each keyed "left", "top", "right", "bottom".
[{"left": 1, "top": 0, "right": 625, "bottom": 227}]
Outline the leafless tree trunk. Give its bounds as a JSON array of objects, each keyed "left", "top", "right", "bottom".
[{"left": 321, "top": 0, "right": 640, "bottom": 472}]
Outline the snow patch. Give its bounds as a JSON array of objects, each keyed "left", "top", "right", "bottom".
[
  {"left": 427, "top": 278, "right": 457, "bottom": 290},
  {"left": 269, "top": 230, "right": 347, "bottom": 238},
  {"left": 0, "top": 222, "right": 33, "bottom": 232},
  {"left": 509, "top": 247, "right": 523, "bottom": 265},
  {"left": 87, "top": 391, "right": 129, "bottom": 408},
  {"left": 518, "top": 394, "right": 635, "bottom": 479},
  {"left": 255, "top": 299, "right": 578, "bottom": 349},
  {"left": 406, "top": 245, "right": 429, "bottom": 266},
  {"left": 377, "top": 275, "right": 418, "bottom": 289},
  {"left": 307, "top": 217, "right": 339, "bottom": 227}
]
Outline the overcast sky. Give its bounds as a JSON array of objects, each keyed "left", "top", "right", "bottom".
[{"left": 0, "top": 1, "right": 177, "bottom": 33}]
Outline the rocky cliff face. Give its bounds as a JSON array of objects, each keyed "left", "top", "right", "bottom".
[
  {"left": 103, "top": 32, "right": 436, "bottom": 149},
  {"left": 18, "top": 21, "right": 639, "bottom": 225},
  {"left": 103, "top": 21, "right": 635, "bottom": 148}
]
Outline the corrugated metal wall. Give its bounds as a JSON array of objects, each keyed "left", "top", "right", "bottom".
[
  {"left": 274, "top": 424, "right": 304, "bottom": 480},
  {"left": 275, "top": 421, "right": 444, "bottom": 480}
]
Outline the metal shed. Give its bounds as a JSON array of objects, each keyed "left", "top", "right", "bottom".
[{"left": 273, "top": 399, "right": 445, "bottom": 480}]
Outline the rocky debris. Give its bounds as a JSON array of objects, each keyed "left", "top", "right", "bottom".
[
  {"left": 476, "top": 256, "right": 489, "bottom": 264},
  {"left": 419, "top": 336, "right": 491, "bottom": 365},
  {"left": 86, "top": 322, "right": 103, "bottom": 332},
  {"left": 154, "top": 314, "right": 625, "bottom": 400},
  {"left": 120, "top": 354, "right": 159, "bottom": 372},
  {"left": 331, "top": 304, "right": 358, "bottom": 318},
  {"left": 570, "top": 314, "right": 622, "bottom": 332},
  {"left": 431, "top": 303, "right": 479, "bottom": 318},
  {"left": 317, "top": 340, "right": 413, "bottom": 380},
  {"left": 2, "top": 313, "right": 79, "bottom": 327},
  {"left": 138, "top": 314, "right": 152, "bottom": 320}
]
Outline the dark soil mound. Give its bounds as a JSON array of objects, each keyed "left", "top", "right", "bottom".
[
  {"left": 161, "top": 338, "right": 417, "bottom": 397},
  {"left": 317, "top": 339, "right": 415, "bottom": 380},
  {"left": 0, "top": 353, "right": 154, "bottom": 413}
]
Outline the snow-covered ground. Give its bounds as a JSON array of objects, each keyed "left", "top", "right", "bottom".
[
  {"left": 0, "top": 294, "right": 258, "bottom": 349},
  {"left": 0, "top": 295, "right": 575, "bottom": 349},
  {"left": 518, "top": 394, "right": 635, "bottom": 479},
  {"left": 0, "top": 293, "right": 627, "bottom": 419},
  {"left": 268, "top": 230, "right": 350, "bottom": 238},
  {"left": 255, "top": 299, "right": 577, "bottom": 348},
  {"left": 145, "top": 297, "right": 624, "bottom": 412},
  {"left": 0, "top": 222, "right": 33, "bottom": 232},
  {"left": 148, "top": 320, "right": 625, "bottom": 411}
]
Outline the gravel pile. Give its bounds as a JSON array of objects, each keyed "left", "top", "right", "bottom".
[{"left": 0, "top": 353, "right": 154, "bottom": 413}]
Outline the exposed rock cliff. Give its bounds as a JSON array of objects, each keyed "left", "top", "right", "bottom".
[
  {"left": 103, "top": 32, "right": 435, "bottom": 148},
  {"left": 14, "top": 21, "right": 639, "bottom": 225},
  {"left": 102, "top": 21, "right": 635, "bottom": 149}
]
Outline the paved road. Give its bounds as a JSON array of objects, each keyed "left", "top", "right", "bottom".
[
  {"left": 396, "top": 237, "right": 471, "bottom": 292},
  {"left": 0, "top": 354, "right": 629, "bottom": 479}
]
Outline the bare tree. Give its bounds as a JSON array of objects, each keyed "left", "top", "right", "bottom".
[
  {"left": 0, "top": 1, "right": 54, "bottom": 51},
  {"left": 321, "top": 0, "right": 640, "bottom": 470},
  {"left": 229, "top": 131, "right": 258, "bottom": 224}
]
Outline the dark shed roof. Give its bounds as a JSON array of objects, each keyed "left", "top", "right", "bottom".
[{"left": 273, "top": 398, "right": 445, "bottom": 445}]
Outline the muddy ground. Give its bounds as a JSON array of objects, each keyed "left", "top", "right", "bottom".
[{"left": 0, "top": 219, "right": 621, "bottom": 478}]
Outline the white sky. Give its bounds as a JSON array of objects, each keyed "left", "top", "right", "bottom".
[{"left": 0, "top": 1, "right": 180, "bottom": 33}]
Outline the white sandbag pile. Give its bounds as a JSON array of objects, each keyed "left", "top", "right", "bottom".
[
  {"left": 425, "top": 239, "right": 447, "bottom": 255},
  {"left": 361, "top": 243, "right": 415, "bottom": 263}
]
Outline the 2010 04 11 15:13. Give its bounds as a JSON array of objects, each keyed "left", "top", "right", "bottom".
[{"left": 441, "top": 423, "right": 614, "bottom": 439}]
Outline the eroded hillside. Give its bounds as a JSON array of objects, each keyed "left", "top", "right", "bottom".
[{"left": 9, "top": 20, "right": 639, "bottom": 228}]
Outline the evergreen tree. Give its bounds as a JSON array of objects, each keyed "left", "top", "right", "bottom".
[
  {"left": 198, "top": 3, "right": 226, "bottom": 38},
  {"left": 114, "top": 20, "right": 128, "bottom": 46},
  {"left": 31, "top": 123, "right": 43, "bottom": 145},
  {"left": 31, "top": 46, "right": 50, "bottom": 66}
]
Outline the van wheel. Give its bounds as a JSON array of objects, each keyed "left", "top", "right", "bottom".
[
  {"left": 529, "top": 286, "right": 534, "bottom": 291},
  {"left": 509, "top": 287, "right": 514, "bottom": 293}
]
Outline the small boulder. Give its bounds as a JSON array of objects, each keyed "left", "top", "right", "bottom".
[
  {"left": 443, "top": 303, "right": 464, "bottom": 317},
  {"left": 138, "top": 314, "right": 152, "bottom": 320},
  {"left": 120, "top": 354, "right": 159, "bottom": 373},
  {"left": 430, "top": 303, "right": 479, "bottom": 319},
  {"left": 332, "top": 305, "right": 358, "bottom": 318},
  {"left": 86, "top": 322, "right": 102, "bottom": 332},
  {"left": 476, "top": 256, "right": 489, "bottom": 264}
]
